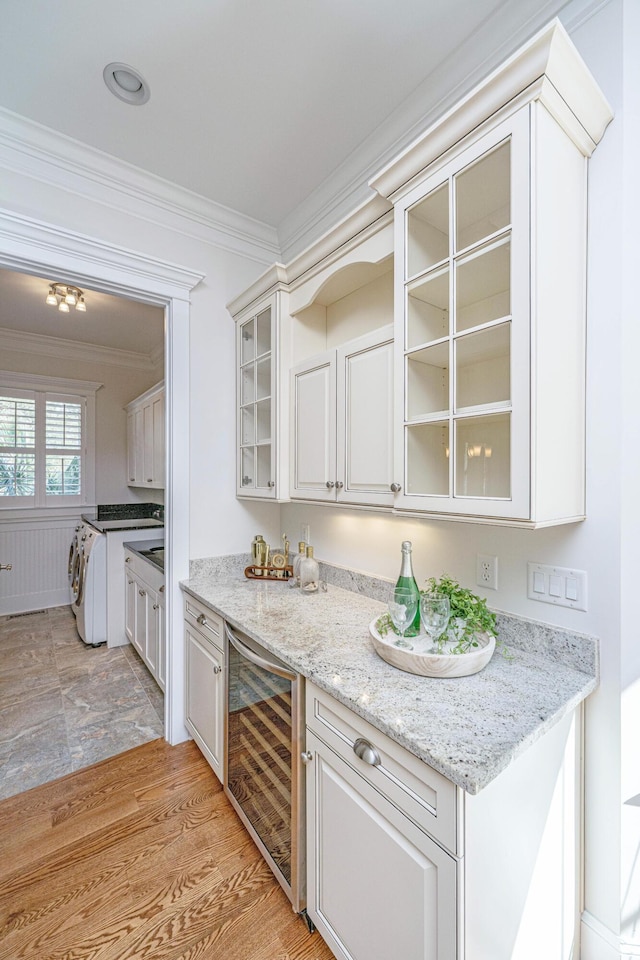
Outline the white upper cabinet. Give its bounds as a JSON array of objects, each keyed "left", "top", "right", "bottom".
[
  {"left": 230, "top": 270, "right": 291, "bottom": 501},
  {"left": 288, "top": 215, "right": 396, "bottom": 507},
  {"left": 370, "top": 20, "right": 612, "bottom": 526},
  {"left": 290, "top": 325, "right": 395, "bottom": 506},
  {"left": 125, "top": 382, "right": 164, "bottom": 489}
]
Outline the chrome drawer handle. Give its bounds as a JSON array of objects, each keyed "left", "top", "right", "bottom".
[
  {"left": 390, "top": 482, "right": 402, "bottom": 493},
  {"left": 125, "top": 557, "right": 130, "bottom": 563},
  {"left": 139, "top": 589, "right": 146, "bottom": 597},
  {"left": 353, "top": 738, "right": 381, "bottom": 767},
  {"left": 325, "top": 480, "right": 335, "bottom": 488},
  {"left": 213, "top": 665, "right": 221, "bottom": 675},
  {"left": 197, "top": 613, "right": 207, "bottom": 626},
  {"left": 301, "top": 751, "right": 313, "bottom": 764},
  {"left": 152, "top": 603, "right": 158, "bottom": 610},
  {"left": 335, "top": 481, "right": 344, "bottom": 489}
]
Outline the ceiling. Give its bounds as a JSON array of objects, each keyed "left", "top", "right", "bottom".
[
  {"left": 0, "top": 0, "right": 572, "bottom": 352},
  {"left": 0, "top": 0, "right": 570, "bottom": 231},
  {"left": 0, "top": 269, "right": 164, "bottom": 356}
]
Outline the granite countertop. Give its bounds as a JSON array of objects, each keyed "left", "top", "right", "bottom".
[{"left": 181, "top": 565, "right": 598, "bottom": 795}]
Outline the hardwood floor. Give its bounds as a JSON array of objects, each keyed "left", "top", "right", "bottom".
[{"left": 0, "top": 738, "right": 335, "bottom": 960}]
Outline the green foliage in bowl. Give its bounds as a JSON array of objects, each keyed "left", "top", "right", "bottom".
[{"left": 422, "top": 575, "right": 499, "bottom": 655}]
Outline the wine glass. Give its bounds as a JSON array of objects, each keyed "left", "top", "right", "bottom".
[
  {"left": 419, "top": 594, "right": 450, "bottom": 652},
  {"left": 388, "top": 589, "right": 419, "bottom": 649}
]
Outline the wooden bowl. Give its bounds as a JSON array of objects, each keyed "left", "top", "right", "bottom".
[{"left": 369, "top": 618, "right": 496, "bottom": 678}]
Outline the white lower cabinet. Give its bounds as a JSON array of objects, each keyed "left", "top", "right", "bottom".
[
  {"left": 306, "top": 728, "right": 457, "bottom": 960},
  {"left": 306, "top": 681, "right": 580, "bottom": 960},
  {"left": 124, "top": 549, "right": 165, "bottom": 691},
  {"left": 183, "top": 595, "right": 225, "bottom": 782}
]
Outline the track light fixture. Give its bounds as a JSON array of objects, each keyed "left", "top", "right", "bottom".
[{"left": 45, "top": 283, "right": 87, "bottom": 313}]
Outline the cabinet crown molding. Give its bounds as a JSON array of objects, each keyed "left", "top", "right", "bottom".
[{"left": 369, "top": 18, "right": 613, "bottom": 201}]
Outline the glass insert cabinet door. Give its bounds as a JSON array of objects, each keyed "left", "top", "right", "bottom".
[
  {"left": 395, "top": 109, "right": 530, "bottom": 519},
  {"left": 237, "top": 300, "right": 277, "bottom": 497}
]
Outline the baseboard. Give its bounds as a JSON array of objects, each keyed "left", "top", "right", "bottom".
[
  {"left": 581, "top": 911, "right": 640, "bottom": 959},
  {"left": 0, "top": 588, "right": 70, "bottom": 617}
]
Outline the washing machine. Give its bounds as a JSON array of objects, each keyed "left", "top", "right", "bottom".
[{"left": 75, "top": 526, "right": 107, "bottom": 646}]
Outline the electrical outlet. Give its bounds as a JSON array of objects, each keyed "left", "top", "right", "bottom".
[{"left": 476, "top": 554, "right": 498, "bottom": 590}]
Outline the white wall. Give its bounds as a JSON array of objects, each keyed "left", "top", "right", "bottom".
[{"left": 0, "top": 341, "right": 162, "bottom": 506}]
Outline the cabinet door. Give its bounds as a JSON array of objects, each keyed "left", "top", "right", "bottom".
[
  {"left": 134, "top": 577, "right": 148, "bottom": 658},
  {"left": 290, "top": 351, "right": 337, "bottom": 501},
  {"left": 306, "top": 730, "right": 457, "bottom": 960},
  {"left": 336, "top": 326, "right": 395, "bottom": 506},
  {"left": 146, "top": 589, "right": 160, "bottom": 679},
  {"left": 150, "top": 391, "right": 164, "bottom": 490},
  {"left": 184, "top": 623, "right": 224, "bottom": 781},
  {"left": 157, "top": 588, "right": 166, "bottom": 692},
  {"left": 124, "top": 568, "right": 136, "bottom": 645},
  {"left": 237, "top": 302, "right": 278, "bottom": 498},
  {"left": 126, "top": 412, "right": 138, "bottom": 485},
  {"left": 394, "top": 109, "right": 529, "bottom": 520}
]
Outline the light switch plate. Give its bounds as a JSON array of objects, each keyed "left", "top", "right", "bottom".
[{"left": 527, "top": 562, "right": 587, "bottom": 611}]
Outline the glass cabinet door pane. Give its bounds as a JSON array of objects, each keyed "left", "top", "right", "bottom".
[
  {"left": 256, "top": 398, "right": 271, "bottom": 442},
  {"left": 241, "top": 319, "right": 255, "bottom": 364},
  {"left": 256, "top": 308, "right": 272, "bottom": 357},
  {"left": 406, "top": 422, "right": 449, "bottom": 495},
  {"left": 256, "top": 444, "right": 272, "bottom": 487},
  {"left": 407, "top": 342, "right": 449, "bottom": 419},
  {"left": 241, "top": 405, "right": 255, "bottom": 444},
  {"left": 241, "top": 447, "right": 255, "bottom": 489},
  {"left": 455, "top": 323, "right": 510, "bottom": 410},
  {"left": 455, "top": 239, "right": 510, "bottom": 332},
  {"left": 455, "top": 413, "right": 510, "bottom": 498},
  {"left": 256, "top": 357, "right": 271, "bottom": 400},
  {"left": 455, "top": 140, "right": 510, "bottom": 251},
  {"left": 241, "top": 363, "right": 255, "bottom": 405},
  {"left": 406, "top": 183, "right": 449, "bottom": 278},
  {"left": 407, "top": 268, "right": 449, "bottom": 349}
]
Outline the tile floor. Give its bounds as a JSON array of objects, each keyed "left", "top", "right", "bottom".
[{"left": 0, "top": 605, "right": 164, "bottom": 800}]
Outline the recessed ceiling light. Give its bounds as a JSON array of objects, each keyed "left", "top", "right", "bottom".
[{"left": 103, "top": 62, "right": 150, "bottom": 105}]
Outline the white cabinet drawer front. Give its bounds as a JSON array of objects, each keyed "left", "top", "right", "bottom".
[
  {"left": 306, "top": 729, "right": 458, "bottom": 960},
  {"left": 184, "top": 595, "right": 223, "bottom": 650},
  {"left": 307, "top": 682, "right": 459, "bottom": 855}
]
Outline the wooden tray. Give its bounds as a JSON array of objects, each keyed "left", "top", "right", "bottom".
[{"left": 244, "top": 564, "right": 293, "bottom": 581}]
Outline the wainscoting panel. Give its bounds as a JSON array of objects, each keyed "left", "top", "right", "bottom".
[{"left": 0, "top": 517, "right": 79, "bottom": 615}]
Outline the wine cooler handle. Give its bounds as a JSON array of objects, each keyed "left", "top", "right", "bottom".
[{"left": 225, "top": 622, "right": 297, "bottom": 682}]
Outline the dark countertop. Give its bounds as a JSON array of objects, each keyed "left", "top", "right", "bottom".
[{"left": 83, "top": 515, "right": 165, "bottom": 533}]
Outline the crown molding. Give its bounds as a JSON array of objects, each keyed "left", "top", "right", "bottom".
[
  {"left": 0, "top": 368, "right": 103, "bottom": 394},
  {"left": 0, "top": 325, "right": 157, "bottom": 370},
  {"left": 276, "top": 0, "right": 601, "bottom": 261},
  {"left": 0, "top": 107, "right": 279, "bottom": 267}
]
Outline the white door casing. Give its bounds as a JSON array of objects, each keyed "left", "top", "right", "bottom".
[{"left": 0, "top": 206, "right": 203, "bottom": 745}]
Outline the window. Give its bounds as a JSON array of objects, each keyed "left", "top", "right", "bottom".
[{"left": 0, "top": 373, "right": 100, "bottom": 511}]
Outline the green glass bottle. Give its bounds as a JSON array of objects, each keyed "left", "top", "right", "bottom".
[{"left": 395, "top": 541, "right": 421, "bottom": 636}]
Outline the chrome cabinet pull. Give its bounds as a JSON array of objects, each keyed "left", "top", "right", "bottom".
[
  {"left": 390, "top": 482, "right": 402, "bottom": 493},
  {"left": 336, "top": 481, "right": 344, "bottom": 489},
  {"left": 267, "top": 480, "right": 275, "bottom": 488},
  {"left": 213, "top": 665, "right": 222, "bottom": 675},
  {"left": 139, "top": 589, "right": 146, "bottom": 597},
  {"left": 152, "top": 603, "right": 159, "bottom": 610},
  {"left": 0, "top": 563, "right": 12, "bottom": 571},
  {"left": 353, "top": 737, "right": 381, "bottom": 767},
  {"left": 159, "top": 585, "right": 165, "bottom": 593},
  {"left": 125, "top": 557, "right": 130, "bottom": 563},
  {"left": 197, "top": 613, "right": 207, "bottom": 626},
  {"left": 325, "top": 480, "right": 335, "bottom": 488},
  {"left": 301, "top": 751, "right": 313, "bottom": 764}
]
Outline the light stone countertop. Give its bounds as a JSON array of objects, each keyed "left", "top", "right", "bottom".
[{"left": 181, "top": 569, "right": 597, "bottom": 795}]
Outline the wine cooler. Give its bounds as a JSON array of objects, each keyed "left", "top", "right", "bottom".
[{"left": 224, "top": 622, "right": 306, "bottom": 912}]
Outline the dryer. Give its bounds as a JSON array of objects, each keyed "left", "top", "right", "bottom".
[
  {"left": 69, "top": 521, "right": 87, "bottom": 613},
  {"left": 75, "top": 526, "right": 107, "bottom": 646}
]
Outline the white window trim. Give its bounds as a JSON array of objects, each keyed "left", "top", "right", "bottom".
[{"left": 0, "top": 370, "right": 102, "bottom": 518}]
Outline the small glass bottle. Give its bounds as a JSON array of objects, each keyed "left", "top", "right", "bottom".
[
  {"left": 292, "top": 540, "right": 307, "bottom": 587},
  {"left": 395, "top": 541, "right": 420, "bottom": 636},
  {"left": 299, "top": 545, "right": 320, "bottom": 593}
]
